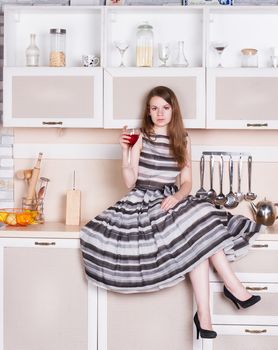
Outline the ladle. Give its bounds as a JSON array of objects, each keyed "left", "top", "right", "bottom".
[
  {"left": 244, "top": 155, "right": 257, "bottom": 201},
  {"left": 195, "top": 155, "right": 208, "bottom": 199},
  {"left": 235, "top": 154, "right": 244, "bottom": 202},
  {"left": 224, "top": 156, "right": 239, "bottom": 209},
  {"left": 215, "top": 155, "right": 226, "bottom": 206},
  {"left": 207, "top": 155, "right": 216, "bottom": 203}
]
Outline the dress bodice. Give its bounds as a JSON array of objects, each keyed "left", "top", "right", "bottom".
[{"left": 136, "top": 134, "right": 180, "bottom": 189}]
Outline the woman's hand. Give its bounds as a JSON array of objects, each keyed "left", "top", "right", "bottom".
[
  {"left": 161, "top": 195, "right": 179, "bottom": 211},
  {"left": 119, "top": 125, "right": 130, "bottom": 151}
]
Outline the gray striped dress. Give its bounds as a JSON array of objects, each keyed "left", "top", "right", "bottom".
[{"left": 80, "top": 134, "right": 261, "bottom": 293}]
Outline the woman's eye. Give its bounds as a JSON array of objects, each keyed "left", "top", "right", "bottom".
[
  {"left": 151, "top": 107, "right": 157, "bottom": 111},
  {"left": 164, "top": 106, "right": 170, "bottom": 110}
]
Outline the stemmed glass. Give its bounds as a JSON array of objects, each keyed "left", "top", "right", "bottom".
[
  {"left": 114, "top": 41, "right": 129, "bottom": 67},
  {"left": 125, "top": 128, "right": 140, "bottom": 147},
  {"left": 211, "top": 41, "right": 228, "bottom": 68},
  {"left": 158, "top": 43, "right": 170, "bottom": 67}
]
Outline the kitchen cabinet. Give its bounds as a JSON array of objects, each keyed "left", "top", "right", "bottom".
[
  {"left": 0, "top": 225, "right": 98, "bottom": 350},
  {"left": 205, "top": 6, "right": 278, "bottom": 130},
  {"left": 198, "top": 236, "right": 278, "bottom": 350},
  {"left": 4, "top": 4, "right": 278, "bottom": 128},
  {"left": 206, "top": 68, "right": 278, "bottom": 129},
  {"left": 3, "top": 5, "right": 103, "bottom": 128},
  {"left": 104, "top": 67, "right": 205, "bottom": 128},
  {"left": 3, "top": 67, "right": 103, "bottom": 128}
]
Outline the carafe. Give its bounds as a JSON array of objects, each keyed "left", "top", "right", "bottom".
[
  {"left": 26, "top": 33, "right": 40, "bottom": 67},
  {"left": 173, "top": 41, "right": 189, "bottom": 67}
]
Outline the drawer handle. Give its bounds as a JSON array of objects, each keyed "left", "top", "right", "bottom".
[
  {"left": 35, "top": 241, "right": 56, "bottom": 246},
  {"left": 247, "top": 123, "right": 268, "bottom": 127},
  {"left": 42, "top": 121, "right": 63, "bottom": 125},
  {"left": 245, "top": 329, "right": 267, "bottom": 334},
  {"left": 251, "top": 244, "right": 269, "bottom": 248},
  {"left": 246, "top": 286, "right": 268, "bottom": 291}
]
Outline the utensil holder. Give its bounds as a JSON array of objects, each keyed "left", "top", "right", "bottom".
[{"left": 22, "top": 197, "right": 44, "bottom": 224}]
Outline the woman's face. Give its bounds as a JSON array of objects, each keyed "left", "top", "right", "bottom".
[{"left": 149, "top": 96, "right": 172, "bottom": 130}]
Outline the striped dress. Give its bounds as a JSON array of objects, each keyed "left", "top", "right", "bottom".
[{"left": 80, "top": 134, "right": 261, "bottom": 293}]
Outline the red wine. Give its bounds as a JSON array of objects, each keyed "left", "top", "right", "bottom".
[{"left": 129, "top": 134, "right": 139, "bottom": 146}]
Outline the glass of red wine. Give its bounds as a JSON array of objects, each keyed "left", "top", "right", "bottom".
[{"left": 126, "top": 128, "right": 140, "bottom": 146}]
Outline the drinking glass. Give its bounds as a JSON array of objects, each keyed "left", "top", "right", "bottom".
[
  {"left": 211, "top": 41, "right": 228, "bottom": 68},
  {"left": 125, "top": 128, "right": 140, "bottom": 147},
  {"left": 114, "top": 41, "right": 129, "bottom": 67},
  {"left": 158, "top": 43, "right": 170, "bottom": 67}
]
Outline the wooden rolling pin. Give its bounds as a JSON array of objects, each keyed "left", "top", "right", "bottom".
[{"left": 26, "top": 152, "right": 43, "bottom": 204}]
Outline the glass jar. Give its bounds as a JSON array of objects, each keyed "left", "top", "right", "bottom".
[
  {"left": 241, "top": 48, "right": 258, "bottom": 68},
  {"left": 26, "top": 33, "right": 40, "bottom": 67},
  {"left": 49, "top": 28, "right": 66, "bottom": 67},
  {"left": 136, "top": 22, "right": 153, "bottom": 67}
]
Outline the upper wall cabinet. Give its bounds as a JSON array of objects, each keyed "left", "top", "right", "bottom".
[
  {"left": 205, "top": 6, "right": 278, "bottom": 130},
  {"left": 206, "top": 6, "right": 278, "bottom": 69},
  {"left": 104, "top": 6, "right": 204, "bottom": 68},
  {"left": 206, "top": 68, "right": 278, "bottom": 129},
  {"left": 103, "top": 6, "right": 205, "bottom": 129},
  {"left": 104, "top": 67, "right": 205, "bottom": 129},
  {"left": 4, "top": 5, "right": 278, "bottom": 130},
  {"left": 3, "top": 67, "right": 103, "bottom": 128},
  {"left": 3, "top": 6, "right": 103, "bottom": 128}
]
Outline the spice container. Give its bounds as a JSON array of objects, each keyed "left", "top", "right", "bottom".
[
  {"left": 241, "top": 48, "right": 258, "bottom": 68},
  {"left": 49, "top": 28, "right": 66, "bottom": 67},
  {"left": 136, "top": 22, "right": 153, "bottom": 67}
]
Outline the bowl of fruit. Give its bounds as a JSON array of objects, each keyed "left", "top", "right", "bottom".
[{"left": 0, "top": 209, "right": 37, "bottom": 226}]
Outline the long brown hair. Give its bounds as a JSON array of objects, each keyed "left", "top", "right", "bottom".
[{"left": 141, "top": 86, "right": 188, "bottom": 169}]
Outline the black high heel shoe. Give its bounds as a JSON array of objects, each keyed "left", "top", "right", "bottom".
[
  {"left": 223, "top": 285, "right": 261, "bottom": 309},
  {"left": 193, "top": 312, "right": 217, "bottom": 339}
]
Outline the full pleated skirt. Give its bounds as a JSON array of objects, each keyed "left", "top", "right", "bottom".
[{"left": 80, "top": 186, "right": 261, "bottom": 293}]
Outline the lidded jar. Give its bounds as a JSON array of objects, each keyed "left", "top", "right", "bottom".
[
  {"left": 136, "top": 22, "right": 153, "bottom": 67},
  {"left": 49, "top": 28, "right": 66, "bottom": 67}
]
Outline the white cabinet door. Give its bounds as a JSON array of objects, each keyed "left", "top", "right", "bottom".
[
  {"left": 3, "top": 67, "right": 103, "bottom": 128},
  {"left": 210, "top": 241, "right": 278, "bottom": 283},
  {"left": 207, "top": 68, "right": 278, "bottom": 130},
  {"left": 210, "top": 282, "right": 278, "bottom": 326},
  {"left": 0, "top": 238, "right": 98, "bottom": 350},
  {"left": 104, "top": 67, "right": 205, "bottom": 129},
  {"left": 202, "top": 325, "right": 278, "bottom": 350}
]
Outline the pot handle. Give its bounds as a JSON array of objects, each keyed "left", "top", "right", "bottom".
[{"left": 275, "top": 203, "right": 278, "bottom": 219}]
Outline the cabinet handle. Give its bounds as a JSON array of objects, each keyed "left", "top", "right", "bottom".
[
  {"left": 245, "top": 329, "right": 267, "bottom": 334},
  {"left": 246, "top": 286, "right": 268, "bottom": 291},
  {"left": 42, "top": 121, "right": 63, "bottom": 125},
  {"left": 251, "top": 244, "right": 269, "bottom": 248},
  {"left": 247, "top": 123, "right": 268, "bottom": 127},
  {"left": 34, "top": 241, "right": 56, "bottom": 246}
]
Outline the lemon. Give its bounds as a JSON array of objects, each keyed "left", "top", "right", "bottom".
[{"left": 0, "top": 212, "right": 8, "bottom": 222}]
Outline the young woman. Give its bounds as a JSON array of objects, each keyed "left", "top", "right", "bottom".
[{"left": 80, "top": 86, "right": 261, "bottom": 339}]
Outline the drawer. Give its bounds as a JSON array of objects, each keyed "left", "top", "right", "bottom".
[
  {"left": 202, "top": 325, "right": 278, "bottom": 350},
  {"left": 210, "top": 282, "right": 278, "bottom": 326},
  {"left": 210, "top": 241, "right": 278, "bottom": 283}
]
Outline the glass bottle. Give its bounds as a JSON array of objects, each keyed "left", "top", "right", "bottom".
[
  {"left": 136, "top": 22, "right": 153, "bottom": 67},
  {"left": 26, "top": 33, "right": 40, "bottom": 67},
  {"left": 173, "top": 41, "right": 189, "bottom": 67},
  {"left": 49, "top": 28, "right": 66, "bottom": 67}
]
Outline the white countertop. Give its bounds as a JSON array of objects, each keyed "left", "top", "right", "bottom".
[
  {"left": 0, "top": 222, "right": 81, "bottom": 239},
  {"left": 0, "top": 221, "right": 278, "bottom": 240}
]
